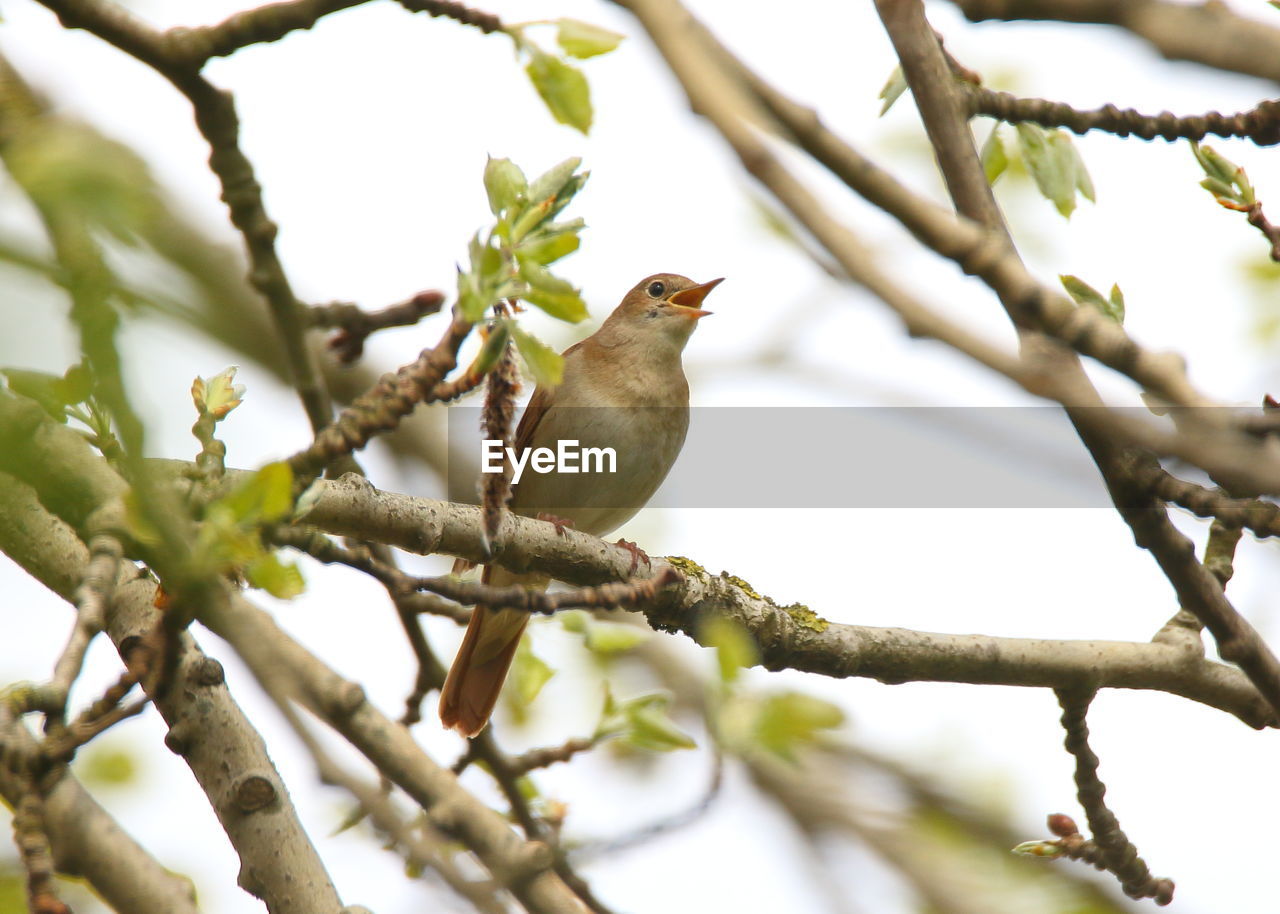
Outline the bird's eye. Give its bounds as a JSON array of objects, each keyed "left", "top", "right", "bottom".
[{"left": 647, "top": 280, "right": 666, "bottom": 298}]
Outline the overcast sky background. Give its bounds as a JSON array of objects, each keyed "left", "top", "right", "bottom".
[{"left": 2, "top": 0, "right": 1279, "bottom": 912}]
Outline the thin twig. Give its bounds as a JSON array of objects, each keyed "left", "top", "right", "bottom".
[
  {"left": 969, "top": 88, "right": 1280, "bottom": 146},
  {"left": 1054, "top": 690, "right": 1174, "bottom": 904},
  {"left": 11, "top": 780, "right": 70, "bottom": 914},
  {"left": 507, "top": 737, "right": 598, "bottom": 776},
  {"left": 480, "top": 332, "right": 519, "bottom": 555},
  {"left": 309, "top": 290, "right": 446, "bottom": 363},
  {"left": 412, "top": 567, "right": 684, "bottom": 615}
]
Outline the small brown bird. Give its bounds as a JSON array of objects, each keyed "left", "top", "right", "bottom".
[{"left": 440, "top": 273, "right": 722, "bottom": 737}]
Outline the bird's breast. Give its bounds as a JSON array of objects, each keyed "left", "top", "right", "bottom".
[{"left": 509, "top": 393, "right": 690, "bottom": 537}]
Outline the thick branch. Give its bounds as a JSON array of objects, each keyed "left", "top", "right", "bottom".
[
  {"left": 949, "top": 0, "right": 1280, "bottom": 85},
  {"left": 298, "top": 474, "right": 1277, "bottom": 729}
]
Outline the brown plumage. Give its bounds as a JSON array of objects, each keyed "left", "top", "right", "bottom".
[{"left": 439, "top": 273, "right": 722, "bottom": 737}]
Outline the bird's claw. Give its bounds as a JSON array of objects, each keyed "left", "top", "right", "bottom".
[
  {"left": 615, "top": 539, "right": 651, "bottom": 576},
  {"left": 536, "top": 512, "right": 575, "bottom": 537}
]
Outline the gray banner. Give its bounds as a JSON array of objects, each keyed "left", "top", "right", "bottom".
[{"left": 446, "top": 406, "right": 1237, "bottom": 509}]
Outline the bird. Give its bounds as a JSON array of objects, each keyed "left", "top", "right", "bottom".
[{"left": 439, "top": 272, "right": 722, "bottom": 737}]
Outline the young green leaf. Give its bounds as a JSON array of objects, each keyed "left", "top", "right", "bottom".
[
  {"left": 556, "top": 18, "right": 624, "bottom": 59},
  {"left": 1107, "top": 284, "right": 1126, "bottom": 324},
  {"left": 246, "top": 552, "right": 306, "bottom": 599},
  {"left": 528, "top": 157, "right": 585, "bottom": 209},
  {"left": 510, "top": 636, "right": 555, "bottom": 708},
  {"left": 483, "top": 156, "right": 527, "bottom": 217},
  {"left": 511, "top": 324, "right": 565, "bottom": 387},
  {"left": 1060, "top": 274, "right": 1123, "bottom": 323},
  {"left": 192, "top": 366, "right": 245, "bottom": 419},
  {"left": 219, "top": 461, "right": 294, "bottom": 525},
  {"left": 596, "top": 689, "right": 695, "bottom": 751},
  {"left": 702, "top": 616, "right": 759, "bottom": 685},
  {"left": 519, "top": 260, "right": 588, "bottom": 322},
  {"left": 1067, "top": 137, "right": 1096, "bottom": 203},
  {"left": 1059, "top": 274, "right": 1106, "bottom": 310},
  {"left": 1017, "top": 124, "right": 1081, "bottom": 218},
  {"left": 980, "top": 126, "right": 1008, "bottom": 185},
  {"left": 577, "top": 616, "right": 651, "bottom": 654},
  {"left": 467, "top": 320, "right": 513, "bottom": 379},
  {"left": 516, "top": 221, "right": 583, "bottom": 265},
  {"left": 525, "top": 50, "right": 593, "bottom": 134},
  {"left": 753, "top": 691, "right": 844, "bottom": 761},
  {"left": 627, "top": 700, "right": 697, "bottom": 751}
]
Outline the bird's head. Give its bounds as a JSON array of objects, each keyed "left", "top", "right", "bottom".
[{"left": 606, "top": 273, "right": 723, "bottom": 350}]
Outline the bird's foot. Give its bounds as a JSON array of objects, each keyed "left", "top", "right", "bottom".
[
  {"left": 536, "top": 512, "right": 576, "bottom": 537},
  {"left": 614, "top": 539, "right": 651, "bottom": 576}
]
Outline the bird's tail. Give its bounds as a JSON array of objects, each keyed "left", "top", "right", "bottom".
[{"left": 439, "top": 565, "right": 548, "bottom": 737}]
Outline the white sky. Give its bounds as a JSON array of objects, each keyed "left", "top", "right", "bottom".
[{"left": 2, "top": 0, "right": 1279, "bottom": 912}]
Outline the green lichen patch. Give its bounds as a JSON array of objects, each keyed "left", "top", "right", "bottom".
[
  {"left": 665, "top": 555, "right": 707, "bottom": 577},
  {"left": 782, "top": 602, "right": 829, "bottom": 632},
  {"left": 720, "top": 572, "right": 761, "bottom": 600}
]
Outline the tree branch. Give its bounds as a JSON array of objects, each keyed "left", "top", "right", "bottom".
[
  {"left": 297, "top": 473, "right": 1277, "bottom": 729},
  {"left": 0, "top": 714, "right": 199, "bottom": 914},
  {"left": 970, "top": 89, "right": 1280, "bottom": 146},
  {"left": 1054, "top": 690, "right": 1175, "bottom": 904},
  {"left": 36, "top": 0, "right": 336, "bottom": 434},
  {"left": 948, "top": 0, "right": 1280, "bottom": 85}
]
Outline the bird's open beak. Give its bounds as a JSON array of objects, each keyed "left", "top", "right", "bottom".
[{"left": 669, "top": 277, "right": 724, "bottom": 318}]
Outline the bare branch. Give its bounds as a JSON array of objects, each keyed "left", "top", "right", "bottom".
[
  {"left": 949, "top": 0, "right": 1280, "bottom": 85},
  {"left": 970, "top": 89, "right": 1280, "bottom": 146},
  {"left": 309, "top": 290, "right": 446, "bottom": 364},
  {"left": 1053, "top": 690, "right": 1175, "bottom": 904}
]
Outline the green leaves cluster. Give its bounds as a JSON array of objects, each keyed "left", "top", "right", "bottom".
[
  {"left": 1192, "top": 141, "right": 1256, "bottom": 211},
  {"left": 1060, "top": 274, "right": 1125, "bottom": 324},
  {"left": 983, "top": 123, "right": 1095, "bottom": 219},
  {"left": 194, "top": 461, "right": 305, "bottom": 600},
  {"left": 506, "top": 18, "right": 625, "bottom": 134},
  {"left": 595, "top": 684, "right": 697, "bottom": 752},
  {"left": 458, "top": 156, "right": 591, "bottom": 386}
]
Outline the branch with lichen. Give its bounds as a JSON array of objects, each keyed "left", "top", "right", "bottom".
[
  {"left": 290, "top": 472, "right": 1278, "bottom": 728},
  {"left": 968, "top": 89, "right": 1280, "bottom": 145}
]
